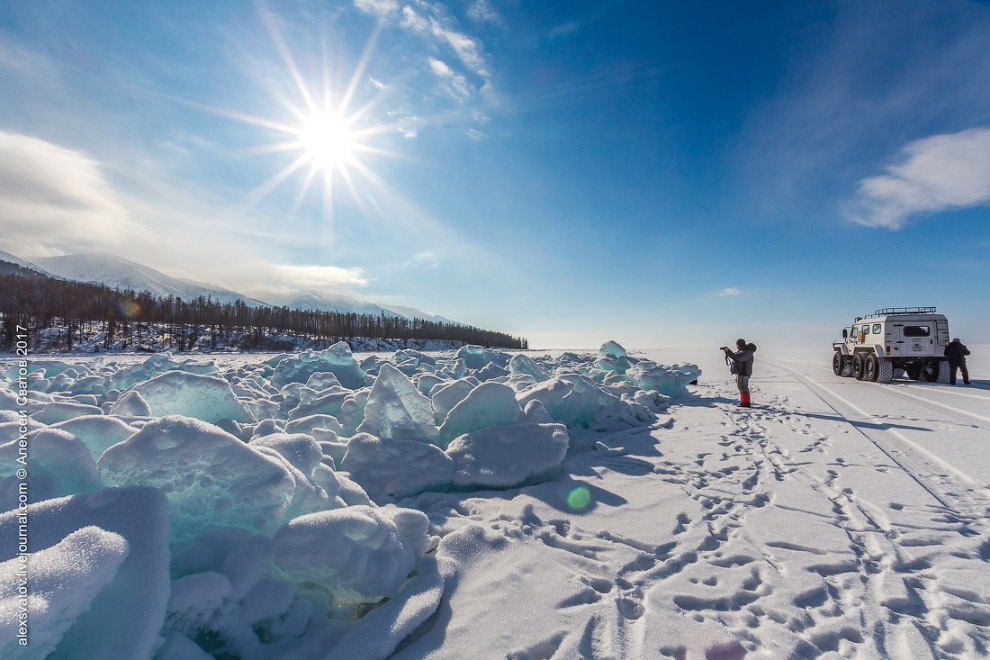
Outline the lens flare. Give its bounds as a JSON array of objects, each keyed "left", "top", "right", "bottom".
[
  {"left": 118, "top": 299, "right": 141, "bottom": 320},
  {"left": 566, "top": 486, "right": 592, "bottom": 510}
]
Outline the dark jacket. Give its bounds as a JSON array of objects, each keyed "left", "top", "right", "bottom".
[
  {"left": 725, "top": 344, "right": 756, "bottom": 377},
  {"left": 944, "top": 341, "right": 970, "bottom": 363}
]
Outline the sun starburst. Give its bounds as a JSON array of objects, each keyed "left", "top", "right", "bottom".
[
  {"left": 295, "top": 111, "right": 358, "bottom": 170},
  {"left": 206, "top": 15, "right": 408, "bottom": 233}
]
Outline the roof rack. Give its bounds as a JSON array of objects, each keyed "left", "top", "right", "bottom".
[{"left": 866, "top": 307, "right": 937, "bottom": 318}]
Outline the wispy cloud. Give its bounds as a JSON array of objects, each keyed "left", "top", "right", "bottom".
[
  {"left": 355, "top": 0, "right": 494, "bottom": 111},
  {"left": 719, "top": 288, "right": 740, "bottom": 296},
  {"left": 429, "top": 58, "right": 470, "bottom": 100},
  {"left": 549, "top": 21, "right": 581, "bottom": 40},
  {"left": 736, "top": 3, "right": 990, "bottom": 222},
  {"left": 400, "top": 5, "right": 430, "bottom": 32},
  {"left": 848, "top": 127, "right": 990, "bottom": 229},
  {"left": 467, "top": 0, "right": 502, "bottom": 27},
  {"left": 353, "top": 0, "right": 399, "bottom": 19},
  {"left": 403, "top": 251, "right": 440, "bottom": 269},
  {"left": 0, "top": 131, "right": 135, "bottom": 256},
  {"left": 547, "top": 5, "right": 611, "bottom": 41},
  {"left": 267, "top": 264, "right": 368, "bottom": 289}
]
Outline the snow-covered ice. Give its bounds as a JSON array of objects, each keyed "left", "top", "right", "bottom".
[
  {"left": 0, "top": 526, "right": 129, "bottom": 660},
  {"left": 2, "top": 342, "right": 990, "bottom": 659},
  {"left": 0, "top": 486, "right": 170, "bottom": 660}
]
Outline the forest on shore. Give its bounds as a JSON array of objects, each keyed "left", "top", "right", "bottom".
[{"left": 0, "top": 262, "right": 527, "bottom": 353}]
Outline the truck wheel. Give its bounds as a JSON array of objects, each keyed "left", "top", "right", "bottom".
[
  {"left": 853, "top": 354, "right": 866, "bottom": 380},
  {"left": 922, "top": 362, "right": 940, "bottom": 382},
  {"left": 937, "top": 360, "right": 951, "bottom": 384},
  {"left": 864, "top": 354, "right": 880, "bottom": 382},
  {"left": 906, "top": 364, "right": 922, "bottom": 380},
  {"left": 832, "top": 351, "right": 851, "bottom": 376},
  {"left": 876, "top": 359, "right": 894, "bottom": 384}
]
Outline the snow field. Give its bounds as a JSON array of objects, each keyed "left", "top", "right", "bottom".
[
  {"left": 0, "top": 341, "right": 697, "bottom": 659},
  {"left": 383, "top": 351, "right": 990, "bottom": 660}
]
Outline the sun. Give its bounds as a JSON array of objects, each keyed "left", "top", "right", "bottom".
[
  {"left": 295, "top": 111, "right": 358, "bottom": 172},
  {"left": 209, "top": 15, "right": 405, "bottom": 221}
]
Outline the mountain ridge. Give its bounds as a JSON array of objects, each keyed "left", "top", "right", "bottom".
[{"left": 6, "top": 250, "right": 456, "bottom": 324}]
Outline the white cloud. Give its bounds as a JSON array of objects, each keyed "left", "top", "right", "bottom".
[
  {"left": 405, "top": 251, "right": 439, "bottom": 269},
  {"left": 467, "top": 0, "right": 501, "bottom": 26},
  {"left": 428, "top": 58, "right": 453, "bottom": 76},
  {"left": 267, "top": 264, "right": 368, "bottom": 290},
  {"left": 400, "top": 6, "right": 431, "bottom": 33},
  {"left": 719, "top": 288, "right": 740, "bottom": 296},
  {"left": 849, "top": 127, "right": 990, "bottom": 229},
  {"left": 429, "top": 58, "right": 470, "bottom": 100},
  {"left": 359, "top": 0, "right": 494, "bottom": 108},
  {"left": 354, "top": 0, "right": 399, "bottom": 19},
  {"left": 0, "top": 131, "right": 135, "bottom": 256},
  {"left": 430, "top": 19, "right": 486, "bottom": 77}
]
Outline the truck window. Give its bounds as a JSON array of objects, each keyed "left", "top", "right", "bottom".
[
  {"left": 903, "top": 326, "right": 930, "bottom": 337},
  {"left": 872, "top": 323, "right": 882, "bottom": 334}
]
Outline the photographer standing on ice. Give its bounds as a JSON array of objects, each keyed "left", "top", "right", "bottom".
[{"left": 722, "top": 339, "right": 757, "bottom": 408}]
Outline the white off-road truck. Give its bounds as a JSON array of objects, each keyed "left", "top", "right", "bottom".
[{"left": 832, "top": 307, "right": 951, "bottom": 384}]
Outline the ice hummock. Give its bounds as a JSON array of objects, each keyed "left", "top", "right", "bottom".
[
  {"left": 272, "top": 342, "right": 365, "bottom": 389},
  {"left": 0, "top": 340, "right": 700, "bottom": 659},
  {"left": 98, "top": 416, "right": 298, "bottom": 545}
]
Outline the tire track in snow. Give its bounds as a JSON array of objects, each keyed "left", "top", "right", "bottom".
[
  {"left": 863, "top": 384, "right": 990, "bottom": 426},
  {"left": 776, "top": 358, "right": 990, "bottom": 424},
  {"left": 728, "top": 374, "right": 990, "bottom": 658},
  {"left": 766, "top": 360, "right": 990, "bottom": 516}
]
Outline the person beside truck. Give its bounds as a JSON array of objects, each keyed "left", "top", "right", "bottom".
[{"left": 944, "top": 338, "right": 972, "bottom": 386}]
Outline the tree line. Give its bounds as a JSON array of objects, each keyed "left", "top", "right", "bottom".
[{"left": 0, "top": 269, "right": 528, "bottom": 352}]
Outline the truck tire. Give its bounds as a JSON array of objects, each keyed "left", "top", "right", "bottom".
[
  {"left": 906, "top": 364, "right": 922, "bottom": 380},
  {"left": 853, "top": 353, "right": 866, "bottom": 380},
  {"left": 832, "top": 351, "right": 852, "bottom": 377},
  {"left": 937, "top": 360, "right": 951, "bottom": 384},
  {"left": 876, "top": 359, "right": 894, "bottom": 384},
  {"left": 864, "top": 353, "right": 880, "bottom": 382},
  {"left": 922, "top": 362, "right": 940, "bottom": 382}
]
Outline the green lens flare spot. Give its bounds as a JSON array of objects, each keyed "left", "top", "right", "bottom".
[{"left": 566, "top": 486, "right": 591, "bottom": 510}]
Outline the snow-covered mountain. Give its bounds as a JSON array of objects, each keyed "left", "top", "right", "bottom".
[
  {"left": 0, "top": 249, "right": 53, "bottom": 276},
  {"left": 11, "top": 250, "right": 457, "bottom": 323},
  {"left": 254, "top": 289, "right": 458, "bottom": 324},
  {"left": 28, "top": 252, "right": 269, "bottom": 307}
]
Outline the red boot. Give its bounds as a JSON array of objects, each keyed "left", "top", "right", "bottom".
[{"left": 737, "top": 391, "right": 751, "bottom": 408}]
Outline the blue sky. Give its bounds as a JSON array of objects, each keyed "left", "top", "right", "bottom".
[{"left": 1, "top": 0, "right": 988, "bottom": 349}]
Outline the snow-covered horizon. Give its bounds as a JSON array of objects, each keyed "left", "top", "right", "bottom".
[{"left": 2, "top": 342, "right": 988, "bottom": 659}]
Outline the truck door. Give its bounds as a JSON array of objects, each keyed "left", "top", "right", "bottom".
[
  {"left": 900, "top": 323, "right": 934, "bottom": 356},
  {"left": 935, "top": 319, "right": 950, "bottom": 348}
]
